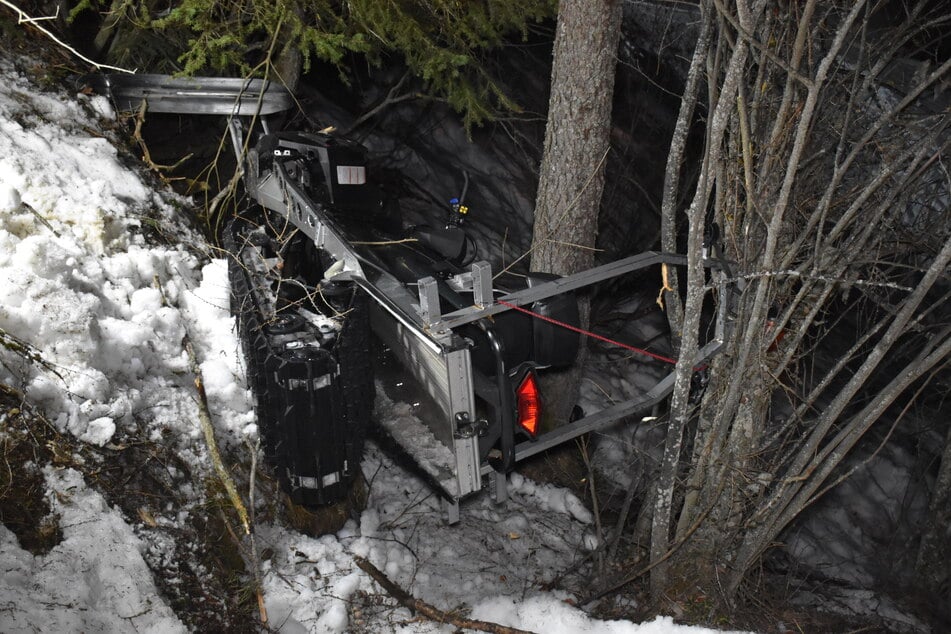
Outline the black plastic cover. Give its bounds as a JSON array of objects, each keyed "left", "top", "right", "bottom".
[{"left": 526, "top": 273, "right": 580, "bottom": 368}]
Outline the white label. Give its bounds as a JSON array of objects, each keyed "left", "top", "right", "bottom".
[{"left": 336, "top": 165, "right": 366, "bottom": 185}]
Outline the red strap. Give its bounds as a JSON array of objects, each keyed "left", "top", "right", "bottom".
[{"left": 496, "top": 300, "right": 680, "bottom": 366}]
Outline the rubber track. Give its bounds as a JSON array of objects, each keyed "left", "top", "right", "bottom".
[{"left": 224, "top": 218, "right": 373, "bottom": 506}]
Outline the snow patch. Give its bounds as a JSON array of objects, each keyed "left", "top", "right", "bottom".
[
  {"left": 470, "top": 595, "right": 751, "bottom": 633},
  {"left": 0, "top": 468, "right": 185, "bottom": 633}
]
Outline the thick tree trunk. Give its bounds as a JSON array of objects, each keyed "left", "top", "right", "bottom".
[{"left": 530, "top": 0, "right": 623, "bottom": 426}]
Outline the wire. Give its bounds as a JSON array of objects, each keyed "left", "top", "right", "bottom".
[{"left": 496, "top": 299, "right": 680, "bottom": 366}]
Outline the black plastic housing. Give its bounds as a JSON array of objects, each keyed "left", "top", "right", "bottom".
[{"left": 525, "top": 273, "right": 580, "bottom": 368}]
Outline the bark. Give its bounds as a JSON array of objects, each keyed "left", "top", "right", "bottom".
[
  {"left": 659, "top": 3, "right": 715, "bottom": 351},
  {"left": 649, "top": 0, "right": 764, "bottom": 598},
  {"left": 530, "top": 0, "right": 623, "bottom": 426}
]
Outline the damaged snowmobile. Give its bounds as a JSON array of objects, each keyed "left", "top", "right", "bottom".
[{"left": 90, "top": 74, "right": 732, "bottom": 523}]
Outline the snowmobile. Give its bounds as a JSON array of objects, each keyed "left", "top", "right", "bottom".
[{"left": 90, "top": 74, "right": 733, "bottom": 522}]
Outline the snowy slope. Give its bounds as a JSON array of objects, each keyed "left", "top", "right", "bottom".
[{"left": 0, "top": 54, "right": 756, "bottom": 633}]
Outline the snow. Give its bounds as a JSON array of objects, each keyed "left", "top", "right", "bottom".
[
  {"left": 0, "top": 53, "right": 758, "bottom": 633},
  {"left": 0, "top": 468, "right": 185, "bottom": 633},
  {"left": 783, "top": 441, "right": 933, "bottom": 630},
  {"left": 471, "top": 599, "right": 725, "bottom": 634}
]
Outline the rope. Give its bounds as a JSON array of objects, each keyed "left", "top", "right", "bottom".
[
  {"left": 656, "top": 262, "right": 673, "bottom": 309},
  {"left": 496, "top": 300, "right": 680, "bottom": 366}
]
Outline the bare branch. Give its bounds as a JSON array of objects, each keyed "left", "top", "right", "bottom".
[
  {"left": 0, "top": 0, "right": 135, "bottom": 74},
  {"left": 353, "top": 556, "right": 536, "bottom": 634}
]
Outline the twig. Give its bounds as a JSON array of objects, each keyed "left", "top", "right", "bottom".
[
  {"left": 0, "top": 0, "right": 135, "bottom": 74},
  {"left": 21, "top": 201, "right": 60, "bottom": 237},
  {"left": 580, "top": 492, "right": 716, "bottom": 607},
  {"left": 131, "top": 100, "right": 194, "bottom": 178},
  {"left": 206, "top": 164, "right": 244, "bottom": 223},
  {"left": 350, "top": 238, "right": 419, "bottom": 246},
  {"left": 0, "top": 326, "right": 63, "bottom": 379},
  {"left": 711, "top": 0, "right": 813, "bottom": 88},
  {"left": 153, "top": 276, "right": 250, "bottom": 534},
  {"left": 185, "top": 340, "right": 251, "bottom": 532},
  {"left": 156, "top": 275, "right": 268, "bottom": 625},
  {"left": 607, "top": 461, "right": 643, "bottom": 564},
  {"left": 345, "top": 71, "right": 420, "bottom": 134},
  {"left": 544, "top": 240, "right": 604, "bottom": 252},
  {"left": 246, "top": 437, "right": 268, "bottom": 626},
  {"left": 494, "top": 149, "right": 609, "bottom": 280},
  {"left": 353, "top": 556, "right": 537, "bottom": 634},
  {"left": 705, "top": 269, "right": 914, "bottom": 292},
  {"left": 578, "top": 437, "right": 604, "bottom": 581}
]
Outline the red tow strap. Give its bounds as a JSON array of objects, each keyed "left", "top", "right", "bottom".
[{"left": 496, "top": 299, "right": 680, "bottom": 366}]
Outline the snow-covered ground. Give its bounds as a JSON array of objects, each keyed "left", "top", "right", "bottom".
[{"left": 0, "top": 52, "right": 759, "bottom": 632}]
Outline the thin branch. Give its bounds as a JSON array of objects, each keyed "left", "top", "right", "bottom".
[
  {"left": 0, "top": 326, "right": 63, "bottom": 379},
  {"left": 246, "top": 437, "right": 268, "bottom": 626},
  {"left": 731, "top": 235, "right": 951, "bottom": 590},
  {"left": 353, "top": 556, "right": 536, "bottom": 634},
  {"left": 154, "top": 276, "right": 251, "bottom": 534},
  {"left": 583, "top": 485, "right": 719, "bottom": 606},
  {"left": 660, "top": 0, "right": 714, "bottom": 345},
  {"left": 344, "top": 71, "right": 421, "bottom": 134},
  {"left": 706, "top": 269, "right": 914, "bottom": 292},
  {"left": 0, "top": 0, "right": 135, "bottom": 74},
  {"left": 711, "top": 0, "right": 813, "bottom": 88}
]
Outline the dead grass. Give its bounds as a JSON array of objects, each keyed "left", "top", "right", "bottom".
[
  {"left": 0, "top": 380, "right": 267, "bottom": 630},
  {"left": 87, "top": 426, "right": 265, "bottom": 632},
  {"left": 0, "top": 383, "right": 67, "bottom": 555}
]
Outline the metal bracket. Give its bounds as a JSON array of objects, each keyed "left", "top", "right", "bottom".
[
  {"left": 442, "top": 498, "right": 460, "bottom": 525},
  {"left": 418, "top": 276, "right": 440, "bottom": 326},
  {"left": 454, "top": 412, "right": 488, "bottom": 439},
  {"left": 472, "top": 260, "right": 492, "bottom": 308}
]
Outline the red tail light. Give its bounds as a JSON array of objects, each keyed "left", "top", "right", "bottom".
[{"left": 516, "top": 372, "right": 541, "bottom": 436}]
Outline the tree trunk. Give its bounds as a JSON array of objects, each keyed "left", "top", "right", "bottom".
[
  {"left": 530, "top": 0, "right": 623, "bottom": 426},
  {"left": 650, "top": 0, "right": 759, "bottom": 598}
]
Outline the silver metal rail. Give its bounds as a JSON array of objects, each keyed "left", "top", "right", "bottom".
[{"left": 89, "top": 74, "right": 294, "bottom": 115}]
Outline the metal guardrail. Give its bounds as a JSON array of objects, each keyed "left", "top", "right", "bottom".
[{"left": 86, "top": 74, "right": 294, "bottom": 116}]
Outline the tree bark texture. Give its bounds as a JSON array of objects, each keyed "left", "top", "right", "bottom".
[
  {"left": 659, "top": 2, "right": 715, "bottom": 353},
  {"left": 530, "top": 0, "right": 624, "bottom": 426},
  {"left": 531, "top": 0, "right": 623, "bottom": 277}
]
